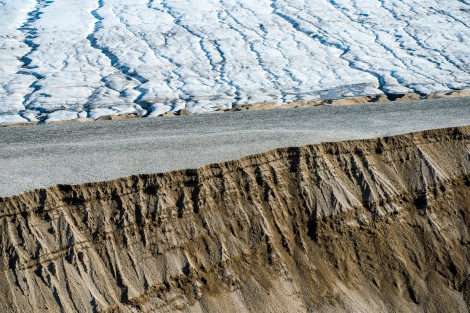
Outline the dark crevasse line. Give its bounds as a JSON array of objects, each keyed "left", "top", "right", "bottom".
[
  {"left": 434, "top": 8, "right": 469, "bottom": 30},
  {"left": 16, "top": 0, "right": 54, "bottom": 112},
  {"left": 119, "top": 2, "right": 188, "bottom": 107},
  {"left": 161, "top": 0, "right": 242, "bottom": 107},
  {"left": 262, "top": 4, "right": 369, "bottom": 100},
  {"left": 319, "top": 0, "right": 430, "bottom": 93},
  {"left": 86, "top": 0, "right": 151, "bottom": 111},
  {"left": 272, "top": 0, "right": 450, "bottom": 96},
  {"left": 290, "top": 14, "right": 364, "bottom": 94},
  {"left": 229, "top": 0, "right": 293, "bottom": 103},
  {"left": 426, "top": 6, "right": 470, "bottom": 73},
  {"left": 372, "top": 32, "right": 451, "bottom": 90},
  {"left": 376, "top": 0, "right": 467, "bottom": 86},
  {"left": 379, "top": 0, "right": 460, "bottom": 74},
  {"left": 341, "top": 0, "right": 451, "bottom": 89},
  {"left": 211, "top": 30, "right": 242, "bottom": 104},
  {"left": 219, "top": 0, "right": 283, "bottom": 104},
  {"left": 269, "top": 0, "right": 387, "bottom": 94},
  {"left": 149, "top": 0, "right": 200, "bottom": 109}
]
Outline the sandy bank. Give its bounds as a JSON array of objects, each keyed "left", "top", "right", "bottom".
[{"left": 0, "top": 126, "right": 469, "bottom": 312}]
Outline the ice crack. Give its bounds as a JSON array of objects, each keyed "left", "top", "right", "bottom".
[
  {"left": 87, "top": 0, "right": 150, "bottom": 110},
  {"left": 161, "top": 0, "right": 240, "bottom": 105},
  {"left": 16, "top": 0, "right": 54, "bottom": 110},
  {"left": 377, "top": 0, "right": 468, "bottom": 89},
  {"left": 270, "top": 0, "right": 384, "bottom": 92}
]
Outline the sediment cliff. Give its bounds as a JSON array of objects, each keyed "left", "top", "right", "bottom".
[{"left": 0, "top": 126, "right": 469, "bottom": 312}]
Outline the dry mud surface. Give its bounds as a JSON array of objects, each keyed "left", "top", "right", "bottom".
[{"left": 0, "top": 126, "right": 469, "bottom": 312}]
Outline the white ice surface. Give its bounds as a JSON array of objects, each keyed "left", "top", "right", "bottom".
[{"left": 1, "top": 0, "right": 470, "bottom": 124}]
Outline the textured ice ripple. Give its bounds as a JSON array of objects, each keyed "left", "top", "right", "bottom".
[{"left": 0, "top": 0, "right": 470, "bottom": 124}]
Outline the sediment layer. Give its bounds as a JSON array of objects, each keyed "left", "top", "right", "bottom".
[{"left": 0, "top": 126, "right": 469, "bottom": 312}]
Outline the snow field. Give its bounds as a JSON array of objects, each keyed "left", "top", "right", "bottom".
[{"left": 0, "top": 0, "right": 469, "bottom": 124}]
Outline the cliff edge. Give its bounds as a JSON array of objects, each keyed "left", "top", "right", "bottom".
[{"left": 0, "top": 126, "right": 469, "bottom": 312}]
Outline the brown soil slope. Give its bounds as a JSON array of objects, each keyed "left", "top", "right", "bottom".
[{"left": 0, "top": 127, "right": 469, "bottom": 313}]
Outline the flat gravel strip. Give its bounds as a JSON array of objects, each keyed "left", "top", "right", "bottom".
[{"left": 1, "top": 97, "right": 469, "bottom": 197}]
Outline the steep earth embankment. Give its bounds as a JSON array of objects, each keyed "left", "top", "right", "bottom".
[{"left": 0, "top": 126, "right": 469, "bottom": 312}]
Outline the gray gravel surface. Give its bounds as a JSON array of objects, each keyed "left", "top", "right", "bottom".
[{"left": 1, "top": 97, "right": 469, "bottom": 197}]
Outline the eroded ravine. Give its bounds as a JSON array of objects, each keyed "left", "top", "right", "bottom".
[{"left": 0, "top": 126, "right": 469, "bottom": 312}]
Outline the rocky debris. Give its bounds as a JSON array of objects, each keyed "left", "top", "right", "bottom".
[{"left": 175, "top": 109, "right": 192, "bottom": 116}]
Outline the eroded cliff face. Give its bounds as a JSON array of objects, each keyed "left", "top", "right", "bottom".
[{"left": 0, "top": 127, "right": 469, "bottom": 313}]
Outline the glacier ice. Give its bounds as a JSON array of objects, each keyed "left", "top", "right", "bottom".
[{"left": 0, "top": 0, "right": 469, "bottom": 124}]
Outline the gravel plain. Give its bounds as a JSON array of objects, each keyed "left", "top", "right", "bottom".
[{"left": 1, "top": 97, "right": 469, "bottom": 197}]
